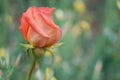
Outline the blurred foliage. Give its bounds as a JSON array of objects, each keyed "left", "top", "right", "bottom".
[{"left": 0, "top": 0, "right": 120, "bottom": 80}]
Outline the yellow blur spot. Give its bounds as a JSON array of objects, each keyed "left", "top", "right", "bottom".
[
  {"left": 55, "top": 9, "right": 64, "bottom": 20},
  {"left": 117, "top": 0, "right": 120, "bottom": 9},
  {"left": 80, "top": 21, "right": 90, "bottom": 31},
  {"left": 73, "top": 0, "right": 86, "bottom": 14},
  {"left": 72, "top": 21, "right": 90, "bottom": 38},
  {"left": 5, "top": 15, "right": 13, "bottom": 25},
  {"left": 50, "top": 77, "right": 57, "bottom": 80},
  {"left": 44, "top": 68, "right": 51, "bottom": 80},
  {"left": 0, "top": 48, "right": 6, "bottom": 59},
  {"left": 72, "top": 25, "right": 82, "bottom": 38},
  {"left": 45, "top": 50, "right": 52, "bottom": 57},
  {"left": 54, "top": 55, "right": 62, "bottom": 63}
]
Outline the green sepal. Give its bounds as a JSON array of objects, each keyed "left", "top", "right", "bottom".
[
  {"left": 20, "top": 43, "right": 34, "bottom": 49},
  {"left": 26, "top": 48, "right": 30, "bottom": 57},
  {"left": 51, "top": 42, "right": 63, "bottom": 48}
]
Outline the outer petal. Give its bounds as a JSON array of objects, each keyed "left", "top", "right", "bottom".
[
  {"left": 32, "top": 7, "right": 60, "bottom": 47},
  {"left": 45, "top": 28, "right": 62, "bottom": 47},
  {"left": 27, "top": 27, "right": 48, "bottom": 47},
  {"left": 19, "top": 13, "right": 29, "bottom": 41},
  {"left": 25, "top": 7, "right": 49, "bottom": 39},
  {"left": 39, "top": 8, "right": 62, "bottom": 46},
  {"left": 39, "top": 7, "right": 58, "bottom": 29},
  {"left": 38, "top": 7, "right": 55, "bottom": 21}
]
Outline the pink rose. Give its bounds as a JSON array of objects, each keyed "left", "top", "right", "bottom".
[{"left": 19, "top": 6, "right": 62, "bottom": 47}]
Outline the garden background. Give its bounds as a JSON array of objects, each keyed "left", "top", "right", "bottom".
[{"left": 0, "top": 0, "right": 120, "bottom": 80}]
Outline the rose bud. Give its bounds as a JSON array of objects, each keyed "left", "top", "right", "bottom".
[{"left": 19, "top": 6, "right": 62, "bottom": 48}]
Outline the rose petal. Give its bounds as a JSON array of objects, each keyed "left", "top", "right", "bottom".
[
  {"left": 25, "top": 7, "right": 49, "bottom": 39},
  {"left": 19, "top": 13, "right": 29, "bottom": 41},
  {"left": 27, "top": 27, "right": 48, "bottom": 47}
]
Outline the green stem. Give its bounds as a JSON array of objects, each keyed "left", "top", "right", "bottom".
[{"left": 26, "top": 56, "right": 37, "bottom": 80}]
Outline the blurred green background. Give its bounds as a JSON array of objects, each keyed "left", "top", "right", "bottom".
[{"left": 0, "top": 0, "right": 120, "bottom": 80}]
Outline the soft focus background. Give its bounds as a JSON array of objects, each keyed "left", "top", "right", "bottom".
[{"left": 0, "top": 0, "right": 120, "bottom": 80}]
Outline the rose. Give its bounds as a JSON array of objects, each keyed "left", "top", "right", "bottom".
[{"left": 19, "top": 6, "right": 62, "bottom": 47}]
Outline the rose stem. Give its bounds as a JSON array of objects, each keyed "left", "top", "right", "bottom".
[{"left": 26, "top": 55, "right": 37, "bottom": 80}]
